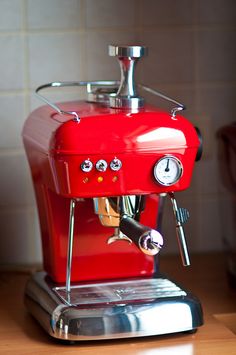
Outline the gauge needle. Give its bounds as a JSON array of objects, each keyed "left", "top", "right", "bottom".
[{"left": 165, "top": 159, "right": 170, "bottom": 172}]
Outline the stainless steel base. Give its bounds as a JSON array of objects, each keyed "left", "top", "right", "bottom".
[{"left": 24, "top": 272, "right": 203, "bottom": 341}]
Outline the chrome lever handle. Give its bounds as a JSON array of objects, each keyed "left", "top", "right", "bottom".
[
  {"left": 35, "top": 80, "right": 119, "bottom": 122},
  {"left": 169, "top": 192, "right": 190, "bottom": 266},
  {"left": 138, "top": 84, "right": 186, "bottom": 119}
]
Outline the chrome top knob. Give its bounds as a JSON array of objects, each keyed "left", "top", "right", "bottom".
[
  {"left": 81, "top": 159, "right": 93, "bottom": 172},
  {"left": 108, "top": 45, "right": 147, "bottom": 110},
  {"left": 110, "top": 158, "right": 122, "bottom": 171},
  {"left": 96, "top": 159, "right": 108, "bottom": 172},
  {"left": 108, "top": 45, "right": 147, "bottom": 58}
]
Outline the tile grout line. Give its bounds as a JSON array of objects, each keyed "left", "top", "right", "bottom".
[
  {"left": 79, "top": 0, "right": 87, "bottom": 81},
  {"left": 21, "top": 0, "right": 31, "bottom": 116},
  {"left": 0, "top": 23, "right": 235, "bottom": 37},
  {"left": 0, "top": 148, "right": 25, "bottom": 156}
]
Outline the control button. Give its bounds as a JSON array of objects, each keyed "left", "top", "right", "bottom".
[
  {"left": 81, "top": 159, "right": 93, "bottom": 172},
  {"left": 97, "top": 176, "right": 104, "bottom": 183},
  {"left": 83, "top": 177, "right": 89, "bottom": 183},
  {"left": 110, "top": 158, "right": 122, "bottom": 171},
  {"left": 96, "top": 159, "right": 108, "bottom": 172}
]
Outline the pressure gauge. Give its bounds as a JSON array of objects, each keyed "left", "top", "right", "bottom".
[{"left": 153, "top": 156, "right": 183, "bottom": 186}]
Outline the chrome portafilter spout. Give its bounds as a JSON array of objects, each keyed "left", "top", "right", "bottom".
[
  {"left": 93, "top": 196, "right": 142, "bottom": 244},
  {"left": 107, "top": 227, "right": 132, "bottom": 245}
]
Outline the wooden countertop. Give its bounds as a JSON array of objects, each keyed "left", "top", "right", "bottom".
[{"left": 0, "top": 253, "right": 236, "bottom": 354}]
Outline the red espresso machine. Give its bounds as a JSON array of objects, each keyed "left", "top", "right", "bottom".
[{"left": 22, "top": 45, "right": 203, "bottom": 341}]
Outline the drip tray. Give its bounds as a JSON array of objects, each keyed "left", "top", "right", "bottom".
[
  {"left": 53, "top": 278, "right": 187, "bottom": 306},
  {"left": 25, "top": 272, "right": 203, "bottom": 340}
]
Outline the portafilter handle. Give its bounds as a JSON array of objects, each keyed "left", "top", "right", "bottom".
[{"left": 120, "top": 215, "right": 163, "bottom": 256}]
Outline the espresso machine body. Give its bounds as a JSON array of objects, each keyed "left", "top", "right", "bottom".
[{"left": 22, "top": 45, "right": 203, "bottom": 340}]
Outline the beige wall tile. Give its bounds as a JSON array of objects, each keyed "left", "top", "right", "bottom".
[
  {"left": 27, "top": 207, "right": 42, "bottom": 264},
  {"left": 85, "top": 0, "right": 136, "bottom": 28},
  {"left": 192, "top": 156, "right": 221, "bottom": 196},
  {"left": 85, "top": 31, "right": 138, "bottom": 80},
  {"left": 0, "top": 209, "right": 30, "bottom": 264},
  {"left": 0, "top": 208, "right": 42, "bottom": 264},
  {"left": 0, "top": 154, "right": 35, "bottom": 208},
  {"left": 196, "top": 86, "right": 235, "bottom": 131},
  {"left": 0, "top": 35, "right": 24, "bottom": 90},
  {"left": 0, "top": 94, "right": 25, "bottom": 149},
  {"left": 140, "top": 30, "right": 195, "bottom": 85},
  {"left": 198, "top": 197, "right": 223, "bottom": 251},
  {"left": 0, "top": 0, "right": 22, "bottom": 31},
  {"left": 28, "top": 33, "right": 83, "bottom": 88},
  {"left": 196, "top": 0, "right": 236, "bottom": 25},
  {"left": 27, "top": 0, "right": 82, "bottom": 29},
  {"left": 140, "top": 0, "right": 194, "bottom": 26},
  {"left": 196, "top": 29, "right": 236, "bottom": 83}
]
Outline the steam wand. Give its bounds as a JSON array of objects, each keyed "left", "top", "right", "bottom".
[
  {"left": 169, "top": 192, "right": 190, "bottom": 266},
  {"left": 66, "top": 199, "right": 76, "bottom": 299}
]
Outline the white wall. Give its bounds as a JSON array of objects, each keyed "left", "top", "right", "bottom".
[{"left": 0, "top": 0, "right": 235, "bottom": 265}]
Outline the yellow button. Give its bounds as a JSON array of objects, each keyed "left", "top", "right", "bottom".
[
  {"left": 112, "top": 176, "right": 118, "bottom": 182},
  {"left": 97, "top": 176, "right": 104, "bottom": 183}
]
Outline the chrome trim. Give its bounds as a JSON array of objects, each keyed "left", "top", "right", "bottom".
[
  {"left": 109, "top": 45, "right": 147, "bottom": 58},
  {"left": 119, "top": 215, "right": 163, "bottom": 256},
  {"left": 107, "top": 228, "right": 132, "bottom": 244},
  {"left": 139, "top": 230, "right": 163, "bottom": 256},
  {"left": 93, "top": 197, "right": 120, "bottom": 227},
  {"left": 93, "top": 196, "right": 144, "bottom": 228},
  {"left": 36, "top": 80, "right": 186, "bottom": 116},
  {"left": 66, "top": 199, "right": 76, "bottom": 295},
  {"left": 138, "top": 84, "right": 185, "bottom": 118},
  {"left": 110, "top": 158, "right": 122, "bottom": 171},
  {"left": 109, "top": 45, "right": 146, "bottom": 109},
  {"left": 35, "top": 80, "right": 120, "bottom": 122},
  {"left": 169, "top": 192, "right": 190, "bottom": 267},
  {"left": 25, "top": 272, "right": 203, "bottom": 341},
  {"left": 35, "top": 46, "right": 186, "bottom": 116},
  {"left": 109, "top": 96, "right": 144, "bottom": 110},
  {"left": 86, "top": 86, "right": 118, "bottom": 104},
  {"left": 80, "top": 159, "right": 93, "bottom": 172},
  {"left": 153, "top": 155, "right": 183, "bottom": 187},
  {"left": 156, "top": 193, "right": 167, "bottom": 233},
  {"left": 95, "top": 159, "right": 108, "bottom": 172}
]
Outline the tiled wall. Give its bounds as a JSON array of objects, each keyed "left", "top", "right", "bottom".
[{"left": 0, "top": 0, "right": 235, "bottom": 266}]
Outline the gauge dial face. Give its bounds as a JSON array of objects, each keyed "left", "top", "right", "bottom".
[{"left": 153, "top": 156, "right": 183, "bottom": 186}]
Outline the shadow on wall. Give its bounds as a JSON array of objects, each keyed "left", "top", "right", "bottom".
[{"left": 217, "top": 122, "right": 236, "bottom": 286}]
